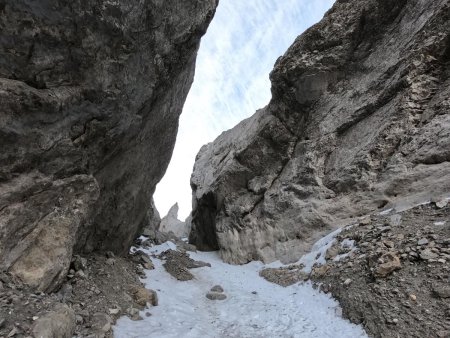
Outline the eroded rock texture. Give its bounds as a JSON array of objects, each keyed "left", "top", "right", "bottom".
[
  {"left": 159, "top": 203, "right": 190, "bottom": 238},
  {"left": 0, "top": 0, "right": 217, "bottom": 291},
  {"left": 190, "top": 0, "right": 450, "bottom": 264}
]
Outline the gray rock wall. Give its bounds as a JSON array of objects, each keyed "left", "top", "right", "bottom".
[
  {"left": 0, "top": 0, "right": 217, "bottom": 291},
  {"left": 190, "top": 0, "right": 450, "bottom": 264}
]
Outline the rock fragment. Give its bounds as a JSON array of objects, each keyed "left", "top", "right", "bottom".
[
  {"left": 126, "top": 307, "right": 142, "bottom": 321},
  {"left": 260, "top": 265, "right": 309, "bottom": 287},
  {"left": 435, "top": 200, "right": 448, "bottom": 209},
  {"left": 206, "top": 292, "right": 227, "bottom": 301},
  {"left": 91, "top": 313, "right": 113, "bottom": 334},
  {"left": 159, "top": 250, "right": 210, "bottom": 281},
  {"left": 374, "top": 253, "right": 401, "bottom": 278},
  {"left": 129, "top": 287, "right": 158, "bottom": 307},
  {"left": 420, "top": 249, "right": 438, "bottom": 261},
  {"left": 432, "top": 286, "right": 450, "bottom": 299},
  {"left": 32, "top": 304, "right": 76, "bottom": 338},
  {"left": 417, "top": 238, "right": 429, "bottom": 246},
  {"left": 211, "top": 285, "right": 224, "bottom": 293}
]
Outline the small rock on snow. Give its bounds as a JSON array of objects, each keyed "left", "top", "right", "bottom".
[{"left": 206, "top": 292, "right": 227, "bottom": 301}]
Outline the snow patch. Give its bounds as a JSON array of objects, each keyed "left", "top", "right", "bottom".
[
  {"left": 147, "top": 241, "right": 177, "bottom": 255},
  {"left": 379, "top": 193, "right": 450, "bottom": 216},
  {"left": 115, "top": 193, "right": 450, "bottom": 337},
  {"left": 379, "top": 208, "right": 393, "bottom": 216},
  {"left": 333, "top": 238, "right": 357, "bottom": 262},
  {"left": 297, "top": 228, "right": 342, "bottom": 273},
  {"left": 114, "top": 242, "right": 367, "bottom": 338}
]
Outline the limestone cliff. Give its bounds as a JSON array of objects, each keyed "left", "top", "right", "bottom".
[
  {"left": 190, "top": 0, "right": 450, "bottom": 264},
  {"left": 159, "top": 203, "right": 190, "bottom": 238},
  {"left": 0, "top": 0, "right": 217, "bottom": 291}
]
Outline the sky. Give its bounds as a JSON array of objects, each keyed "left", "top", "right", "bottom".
[{"left": 154, "top": 0, "right": 335, "bottom": 220}]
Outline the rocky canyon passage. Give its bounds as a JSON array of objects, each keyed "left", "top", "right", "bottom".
[{"left": 1, "top": 0, "right": 449, "bottom": 337}]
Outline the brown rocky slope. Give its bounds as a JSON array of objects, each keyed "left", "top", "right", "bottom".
[
  {"left": 0, "top": 0, "right": 218, "bottom": 292},
  {"left": 190, "top": 0, "right": 450, "bottom": 265},
  {"left": 309, "top": 201, "right": 450, "bottom": 338},
  {"left": 258, "top": 200, "right": 450, "bottom": 338}
]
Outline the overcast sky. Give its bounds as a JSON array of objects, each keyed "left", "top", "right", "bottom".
[{"left": 154, "top": 0, "right": 334, "bottom": 219}]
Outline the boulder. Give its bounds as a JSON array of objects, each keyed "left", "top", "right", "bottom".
[
  {"left": 129, "top": 286, "right": 158, "bottom": 307},
  {"left": 6, "top": 176, "right": 98, "bottom": 292},
  {"left": 32, "top": 303, "right": 76, "bottom": 338},
  {"left": 91, "top": 313, "right": 113, "bottom": 335}
]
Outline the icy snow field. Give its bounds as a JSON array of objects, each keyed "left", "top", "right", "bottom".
[{"left": 114, "top": 241, "right": 367, "bottom": 338}]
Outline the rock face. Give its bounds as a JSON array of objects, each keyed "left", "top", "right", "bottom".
[
  {"left": 147, "top": 198, "right": 162, "bottom": 234},
  {"left": 159, "top": 203, "right": 190, "bottom": 238},
  {"left": 0, "top": 0, "right": 217, "bottom": 291},
  {"left": 190, "top": 0, "right": 450, "bottom": 264}
]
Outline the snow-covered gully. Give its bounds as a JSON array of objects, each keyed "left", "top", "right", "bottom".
[
  {"left": 114, "top": 241, "right": 367, "bottom": 338},
  {"left": 114, "top": 196, "right": 450, "bottom": 337}
]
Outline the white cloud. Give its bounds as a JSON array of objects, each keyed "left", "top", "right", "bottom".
[{"left": 154, "top": 0, "right": 334, "bottom": 219}]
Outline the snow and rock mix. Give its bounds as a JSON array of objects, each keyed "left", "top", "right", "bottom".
[
  {"left": 255, "top": 198, "right": 450, "bottom": 337},
  {"left": 114, "top": 197, "right": 450, "bottom": 338},
  {"left": 309, "top": 200, "right": 450, "bottom": 338},
  {"left": 114, "top": 242, "right": 367, "bottom": 338}
]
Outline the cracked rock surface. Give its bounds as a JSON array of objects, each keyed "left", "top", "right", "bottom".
[
  {"left": 190, "top": 0, "right": 450, "bottom": 264},
  {"left": 0, "top": 0, "right": 218, "bottom": 291}
]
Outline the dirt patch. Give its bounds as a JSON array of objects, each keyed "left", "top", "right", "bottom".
[
  {"left": 0, "top": 250, "right": 157, "bottom": 338},
  {"left": 260, "top": 264, "right": 309, "bottom": 287},
  {"left": 310, "top": 202, "right": 450, "bottom": 338}
]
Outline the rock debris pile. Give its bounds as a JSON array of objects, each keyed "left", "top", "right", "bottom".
[{"left": 262, "top": 201, "right": 450, "bottom": 337}]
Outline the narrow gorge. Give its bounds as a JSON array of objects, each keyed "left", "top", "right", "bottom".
[{"left": 1, "top": 0, "right": 449, "bottom": 337}]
